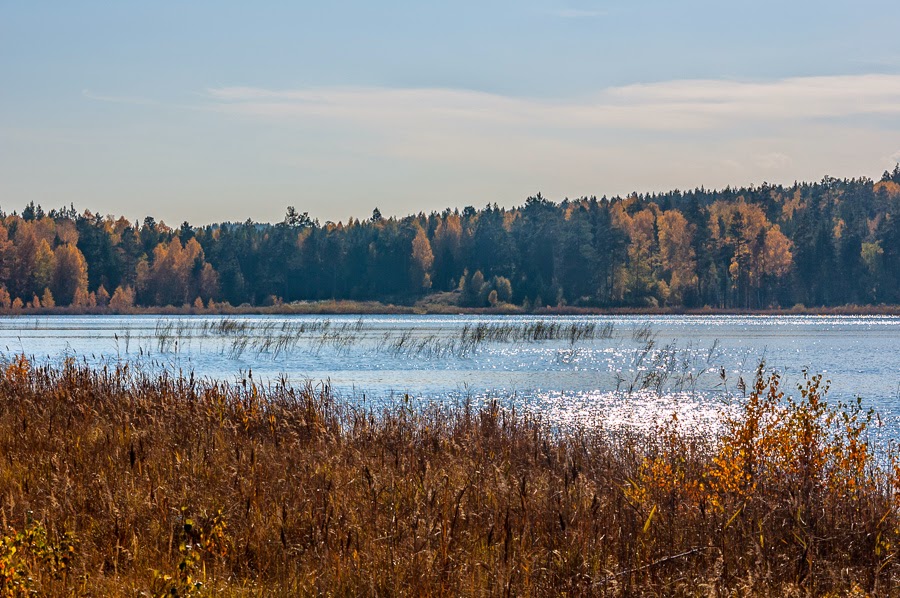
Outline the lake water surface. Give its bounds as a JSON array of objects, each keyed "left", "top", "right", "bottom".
[{"left": 1, "top": 314, "right": 898, "bottom": 431}]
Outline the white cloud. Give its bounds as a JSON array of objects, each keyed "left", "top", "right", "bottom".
[
  {"left": 12, "top": 78, "right": 900, "bottom": 226},
  {"left": 608, "top": 75, "right": 900, "bottom": 122},
  {"left": 191, "top": 75, "right": 900, "bottom": 217},
  {"left": 205, "top": 74, "right": 900, "bottom": 134}
]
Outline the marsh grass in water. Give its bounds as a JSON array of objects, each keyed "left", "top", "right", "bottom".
[
  {"left": 146, "top": 317, "right": 613, "bottom": 361},
  {"left": 0, "top": 356, "right": 897, "bottom": 595},
  {"left": 615, "top": 338, "right": 724, "bottom": 397}
]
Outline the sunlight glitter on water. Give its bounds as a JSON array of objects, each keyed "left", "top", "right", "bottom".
[
  {"left": 499, "top": 389, "right": 736, "bottom": 433},
  {"left": 0, "top": 314, "right": 898, "bottom": 435}
]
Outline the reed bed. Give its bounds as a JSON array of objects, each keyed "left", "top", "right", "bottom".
[
  {"left": 0, "top": 357, "right": 897, "bottom": 595},
  {"left": 149, "top": 317, "right": 615, "bottom": 361},
  {"left": 459, "top": 320, "right": 613, "bottom": 346},
  {"left": 152, "top": 318, "right": 368, "bottom": 359}
]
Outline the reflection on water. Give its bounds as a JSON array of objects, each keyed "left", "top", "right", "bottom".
[{"left": 0, "top": 314, "right": 898, "bottom": 431}]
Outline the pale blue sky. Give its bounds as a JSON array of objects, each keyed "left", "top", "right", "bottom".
[{"left": 3, "top": 1, "right": 900, "bottom": 224}]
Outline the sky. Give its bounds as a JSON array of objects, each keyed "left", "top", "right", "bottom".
[{"left": 2, "top": 0, "right": 900, "bottom": 226}]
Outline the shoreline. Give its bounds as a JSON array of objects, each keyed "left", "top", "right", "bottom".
[{"left": 1, "top": 300, "right": 899, "bottom": 317}]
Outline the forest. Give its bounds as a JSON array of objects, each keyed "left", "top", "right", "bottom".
[{"left": 2, "top": 166, "right": 900, "bottom": 311}]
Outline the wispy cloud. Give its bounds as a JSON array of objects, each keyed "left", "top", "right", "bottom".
[
  {"left": 10, "top": 78, "right": 899, "bottom": 225},
  {"left": 755, "top": 152, "right": 793, "bottom": 171},
  {"left": 206, "top": 74, "right": 900, "bottom": 132},
  {"left": 82, "top": 89, "right": 157, "bottom": 105},
  {"left": 607, "top": 75, "right": 900, "bottom": 122},
  {"left": 193, "top": 75, "right": 900, "bottom": 208}
]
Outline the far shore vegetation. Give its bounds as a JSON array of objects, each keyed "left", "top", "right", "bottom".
[
  {"left": 1, "top": 166, "right": 900, "bottom": 315},
  {"left": 2, "top": 298, "right": 900, "bottom": 317},
  {"left": 0, "top": 356, "right": 898, "bottom": 595}
]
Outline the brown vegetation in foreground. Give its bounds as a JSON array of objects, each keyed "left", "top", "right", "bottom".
[{"left": 0, "top": 358, "right": 898, "bottom": 595}]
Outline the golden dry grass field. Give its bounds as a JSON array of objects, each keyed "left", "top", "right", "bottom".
[{"left": 0, "top": 357, "right": 896, "bottom": 596}]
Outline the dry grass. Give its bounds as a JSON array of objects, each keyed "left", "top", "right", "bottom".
[{"left": 0, "top": 357, "right": 898, "bottom": 596}]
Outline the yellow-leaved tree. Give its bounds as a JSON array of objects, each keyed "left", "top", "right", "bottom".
[
  {"left": 41, "top": 288, "right": 55, "bottom": 308},
  {"left": 33, "top": 239, "right": 56, "bottom": 294},
  {"left": 137, "top": 238, "right": 216, "bottom": 306},
  {"left": 657, "top": 210, "right": 697, "bottom": 305},
  {"left": 410, "top": 225, "right": 434, "bottom": 290},
  {"left": 611, "top": 200, "right": 662, "bottom": 305},
  {"left": 708, "top": 200, "right": 793, "bottom": 308},
  {"left": 51, "top": 243, "right": 89, "bottom": 306},
  {"left": 109, "top": 286, "right": 135, "bottom": 312}
]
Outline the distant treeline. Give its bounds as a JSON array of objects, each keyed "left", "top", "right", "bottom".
[{"left": 2, "top": 166, "right": 900, "bottom": 311}]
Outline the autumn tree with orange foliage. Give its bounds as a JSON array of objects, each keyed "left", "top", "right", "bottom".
[
  {"left": 136, "top": 237, "right": 216, "bottom": 306},
  {"left": 409, "top": 225, "right": 434, "bottom": 290},
  {"left": 657, "top": 210, "right": 699, "bottom": 305},
  {"left": 708, "top": 200, "right": 793, "bottom": 308},
  {"left": 51, "top": 243, "right": 89, "bottom": 306}
]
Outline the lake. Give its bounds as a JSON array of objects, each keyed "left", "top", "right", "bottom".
[{"left": 1, "top": 314, "right": 898, "bottom": 431}]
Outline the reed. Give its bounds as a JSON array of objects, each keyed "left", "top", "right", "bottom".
[
  {"left": 148, "top": 317, "right": 615, "bottom": 361},
  {"left": 0, "top": 357, "right": 896, "bottom": 595}
]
